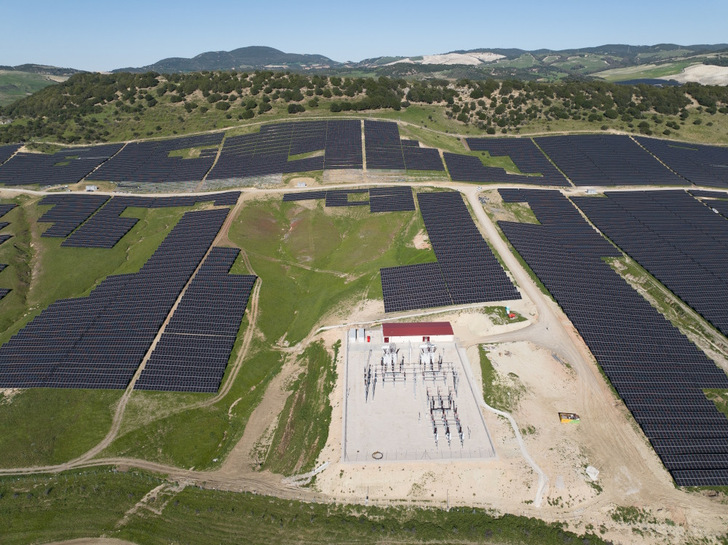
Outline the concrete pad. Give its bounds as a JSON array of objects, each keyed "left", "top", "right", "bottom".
[{"left": 342, "top": 329, "right": 496, "bottom": 463}]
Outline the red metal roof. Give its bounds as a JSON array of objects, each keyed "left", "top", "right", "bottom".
[{"left": 382, "top": 322, "right": 453, "bottom": 337}]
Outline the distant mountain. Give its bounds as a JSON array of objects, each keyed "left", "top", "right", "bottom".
[
  {"left": 113, "top": 46, "right": 341, "bottom": 73},
  {"left": 366, "top": 43, "right": 728, "bottom": 82},
  {"left": 0, "top": 64, "right": 82, "bottom": 77}
]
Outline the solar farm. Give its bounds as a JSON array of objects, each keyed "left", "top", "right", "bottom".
[{"left": 1, "top": 118, "right": 728, "bottom": 544}]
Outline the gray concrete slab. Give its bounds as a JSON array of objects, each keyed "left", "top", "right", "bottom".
[{"left": 342, "top": 330, "right": 496, "bottom": 463}]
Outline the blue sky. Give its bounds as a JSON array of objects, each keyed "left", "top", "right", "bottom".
[{"left": 3, "top": 0, "right": 727, "bottom": 71}]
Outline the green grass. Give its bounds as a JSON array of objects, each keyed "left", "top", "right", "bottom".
[
  {"left": 0, "top": 468, "right": 163, "bottom": 545},
  {"left": 0, "top": 389, "right": 121, "bottom": 467},
  {"left": 101, "top": 342, "right": 284, "bottom": 469},
  {"left": 264, "top": 340, "right": 338, "bottom": 475},
  {"left": 594, "top": 60, "right": 695, "bottom": 82},
  {"left": 478, "top": 345, "right": 525, "bottom": 412},
  {"left": 0, "top": 469, "right": 608, "bottom": 545},
  {"left": 482, "top": 306, "right": 527, "bottom": 325},
  {"left": 705, "top": 389, "right": 728, "bottom": 419},
  {"left": 502, "top": 202, "right": 541, "bottom": 224},
  {"left": 228, "top": 198, "right": 435, "bottom": 346}
]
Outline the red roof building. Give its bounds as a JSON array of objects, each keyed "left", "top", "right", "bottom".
[{"left": 382, "top": 322, "right": 454, "bottom": 343}]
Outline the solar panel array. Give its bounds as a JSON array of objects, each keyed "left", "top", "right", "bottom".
[
  {"left": 498, "top": 189, "right": 728, "bottom": 486},
  {"left": 89, "top": 134, "right": 222, "bottom": 184},
  {"left": 324, "top": 120, "right": 363, "bottom": 170},
  {"left": 0, "top": 204, "right": 16, "bottom": 218},
  {"left": 209, "top": 122, "right": 325, "bottom": 179},
  {"left": 283, "top": 187, "right": 414, "bottom": 212},
  {"left": 573, "top": 190, "right": 728, "bottom": 339},
  {"left": 707, "top": 200, "right": 728, "bottom": 219},
  {"left": 380, "top": 192, "right": 520, "bottom": 312},
  {"left": 369, "top": 186, "right": 415, "bottom": 212},
  {"left": 444, "top": 152, "right": 546, "bottom": 185},
  {"left": 136, "top": 247, "right": 256, "bottom": 392},
  {"left": 403, "top": 145, "right": 445, "bottom": 172},
  {"left": 209, "top": 120, "right": 362, "bottom": 180},
  {"left": 465, "top": 138, "right": 569, "bottom": 186},
  {"left": 364, "top": 120, "right": 444, "bottom": 172},
  {"left": 365, "top": 120, "right": 405, "bottom": 170},
  {"left": 0, "top": 144, "right": 20, "bottom": 165},
  {"left": 62, "top": 191, "right": 240, "bottom": 248},
  {"left": 533, "top": 135, "right": 686, "bottom": 186},
  {"left": 0, "top": 202, "right": 16, "bottom": 300},
  {"left": 636, "top": 137, "right": 728, "bottom": 188},
  {"left": 0, "top": 208, "right": 229, "bottom": 389},
  {"left": 38, "top": 194, "right": 110, "bottom": 238},
  {"left": 325, "top": 188, "right": 369, "bottom": 207},
  {"left": 0, "top": 144, "right": 122, "bottom": 186}
]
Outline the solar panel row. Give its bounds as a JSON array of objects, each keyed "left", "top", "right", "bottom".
[
  {"left": 0, "top": 208, "right": 229, "bottom": 389},
  {"left": 636, "top": 137, "right": 728, "bottom": 188},
  {"left": 497, "top": 188, "right": 728, "bottom": 486},
  {"left": 89, "top": 134, "right": 223, "bottom": 184},
  {"left": 534, "top": 135, "right": 686, "bottom": 186},
  {"left": 282, "top": 187, "right": 415, "bottom": 213},
  {"left": 573, "top": 190, "right": 728, "bottom": 339},
  {"left": 0, "top": 144, "right": 122, "bottom": 186},
  {"left": 465, "top": 138, "right": 569, "bottom": 186},
  {"left": 136, "top": 247, "right": 257, "bottom": 393},
  {"left": 381, "top": 192, "right": 520, "bottom": 312}
]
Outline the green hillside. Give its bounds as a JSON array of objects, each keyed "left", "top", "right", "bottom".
[
  {"left": 2, "top": 70, "right": 728, "bottom": 146},
  {"left": 0, "top": 70, "right": 67, "bottom": 107}
]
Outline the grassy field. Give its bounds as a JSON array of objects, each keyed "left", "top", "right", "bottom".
[
  {"left": 264, "top": 340, "right": 338, "bottom": 475},
  {"left": 101, "top": 341, "right": 284, "bottom": 469},
  {"left": 593, "top": 60, "right": 695, "bottom": 82},
  {"left": 0, "top": 389, "right": 120, "bottom": 467},
  {"left": 0, "top": 468, "right": 609, "bottom": 545},
  {"left": 0, "top": 469, "right": 165, "bottom": 545},
  {"left": 0, "top": 71, "right": 63, "bottom": 107},
  {"left": 228, "top": 197, "right": 436, "bottom": 346}
]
